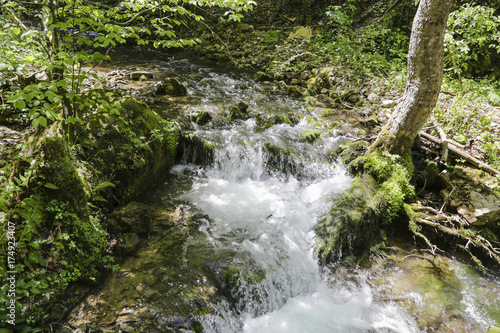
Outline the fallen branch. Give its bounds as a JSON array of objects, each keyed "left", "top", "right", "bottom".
[
  {"left": 419, "top": 131, "right": 500, "bottom": 176},
  {"left": 432, "top": 117, "right": 449, "bottom": 162}
]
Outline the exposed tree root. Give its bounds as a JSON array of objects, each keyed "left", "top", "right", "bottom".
[{"left": 407, "top": 203, "right": 500, "bottom": 271}]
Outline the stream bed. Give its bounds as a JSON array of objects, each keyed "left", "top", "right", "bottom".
[{"left": 65, "top": 50, "right": 500, "bottom": 333}]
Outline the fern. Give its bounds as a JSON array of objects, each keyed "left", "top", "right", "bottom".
[{"left": 95, "top": 180, "right": 115, "bottom": 191}]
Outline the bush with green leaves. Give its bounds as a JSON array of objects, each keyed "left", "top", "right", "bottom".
[
  {"left": 445, "top": 4, "right": 500, "bottom": 77},
  {"left": 1, "top": 0, "right": 255, "bottom": 129}
]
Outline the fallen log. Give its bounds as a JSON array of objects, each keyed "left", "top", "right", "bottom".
[{"left": 418, "top": 131, "right": 500, "bottom": 176}]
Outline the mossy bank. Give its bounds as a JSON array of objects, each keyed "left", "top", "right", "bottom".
[{"left": 0, "top": 89, "right": 179, "bottom": 329}]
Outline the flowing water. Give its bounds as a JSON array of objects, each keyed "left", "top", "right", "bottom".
[{"left": 68, "top": 50, "right": 500, "bottom": 332}]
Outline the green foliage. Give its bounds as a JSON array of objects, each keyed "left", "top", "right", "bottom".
[
  {"left": 326, "top": 1, "right": 357, "bottom": 30},
  {"left": 354, "top": 151, "right": 414, "bottom": 221},
  {"left": 435, "top": 77, "right": 500, "bottom": 170},
  {"left": 263, "top": 29, "right": 280, "bottom": 44},
  {"left": 445, "top": 4, "right": 500, "bottom": 76},
  {"left": 0, "top": 157, "right": 109, "bottom": 326},
  {"left": 0, "top": 0, "right": 255, "bottom": 128}
]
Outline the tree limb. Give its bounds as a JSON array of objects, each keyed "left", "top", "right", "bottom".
[{"left": 419, "top": 131, "right": 500, "bottom": 176}]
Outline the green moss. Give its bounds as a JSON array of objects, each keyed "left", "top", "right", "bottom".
[
  {"left": 335, "top": 140, "right": 369, "bottom": 165},
  {"left": 39, "top": 136, "right": 90, "bottom": 218},
  {"left": 316, "top": 150, "right": 415, "bottom": 264},
  {"left": 302, "top": 128, "right": 321, "bottom": 143},
  {"left": 189, "top": 110, "right": 212, "bottom": 125},
  {"left": 178, "top": 133, "right": 217, "bottom": 165},
  {"left": 73, "top": 89, "right": 179, "bottom": 204}
]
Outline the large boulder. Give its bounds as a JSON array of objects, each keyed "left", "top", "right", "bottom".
[
  {"left": 439, "top": 166, "right": 500, "bottom": 227},
  {"left": 74, "top": 89, "right": 178, "bottom": 204}
]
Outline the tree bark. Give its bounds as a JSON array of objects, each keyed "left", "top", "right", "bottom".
[{"left": 369, "top": 0, "right": 455, "bottom": 156}]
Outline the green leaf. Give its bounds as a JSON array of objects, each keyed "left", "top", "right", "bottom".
[
  {"left": 487, "top": 91, "right": 500, "bottom": 106},
  {"left": 14, "top": 99, "right": 26, "bottom": 110},
  {"left": 38, "top": 116, "right": 47, "bottom": 127},
  {"left": 453, "top": 133, "right": 468, "bottom": 145},
  {"left": 44, "top": 182, "right": 59, "bottom": 189},
  {"left": 12, "top": 27, "right": 21, "bottom": 36},
  {"left": 28, "top": 251, "right": 40, "bottom": 263},
  {"left": 32, "top": 118, "right": 39, "bottom": 127}
]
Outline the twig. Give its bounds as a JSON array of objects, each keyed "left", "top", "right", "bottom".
[{"left": 440, "top": 90, "right": 456, "bottom": 96}]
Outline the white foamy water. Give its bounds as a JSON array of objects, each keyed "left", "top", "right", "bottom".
[{"left": 176, "top": 120, "right": 422, "bottom": 332}]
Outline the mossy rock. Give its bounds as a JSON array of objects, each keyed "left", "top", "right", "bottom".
[
  {"left": 156, "top": 77, "right": 188, "bottom": 96},
  {"left": 263, "top": 142, "right": 305, "bottom": 179},
  {"left": 256, "top": 113, "right": 297, "bottom": 132},
  {"left": 306, "top": 68, "right": 331, "bottom": 94},
  {"left": 423, "top": 160, "right": 440, "bottom": 188},
  {"left": 315, "top": 175, "right": 385, "bottom": 264},
  {"left": 107, "top": 201, "right": 151, "bottom": 234},
  {"left": 115, "top": 232, "right": 141, "bottom": 256},
  {"left": 39, "top": 136, "right": 90, "bottom": 218},
  {"left": 228, "top": 102, "right": 250, "bottom": 121},
  {"left": 438, "top": 165, "right": 500, "bottom": 228},
  {"left": 74, "top": 89, "right": 178, "bottom": 204},
  {"left": 359, "top": 114, "right": 379, "bottom": 128},
  {"left": 335, "top": 140, "right": 369, "bottom": 165},
  {"left": 189, "top": 110, "right": 212, "bottom": 125},
  {"left": 176, "top": 133, "right": 216, "bottom": 165},
  {"left": 286, "top": 85, "right": 303, "bottom": 97},
  {"left": 316, "top": 151, "right": 414, "bottom": 264},
  {"left": 302, "top": 128, "right": 321, "bottom": 143},
  {"left": 253, "top": 71, "right": 273, "bottom": 82}
]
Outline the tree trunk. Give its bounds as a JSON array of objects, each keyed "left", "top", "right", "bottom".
[{"left": 369, "top": 0, "right": 455, "bottom": 156}]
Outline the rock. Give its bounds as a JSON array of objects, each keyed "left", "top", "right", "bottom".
[
  {"left": 286, "top": 85, "right": 303, "bottom": 97},
  {"left": 177, "top": 133, "right": 216, "bottom": 165},
  {"left": 367, "top": 93, "right": 379, "bottom": 102},
  {"left": 116, "top": 233, "right": 141, "bottom": 255},
  {"left": 302, "top": 128, "right": 321, "bottom": 143},
  {"left": 130, "top": 71, "right": 154, "bottom": 80},
  {"left": 306, "top": 68, "right": 331, "bottom": 94},
  {"left": 189, "top": 110, "right": 212, "bottom": 125},
  {"left": 107, "top": 201, "right": 151, "bottom": 234},
  {"left": 377, "top": 111, "right": 388, "bottom": 124},
  {"left": 335, "top": 140, "right": 369, "bottom": 165},
  {"left": 253, "top": 71, "right": 273, "bottom": 82},
  {"left": 228, "top": 102, "right": 249, "bottom": 121},
  {"left": 39, "top": 137, "right": 91, "bottom": 219},
  {"left": 287, "top": 26, "right": 313, "bottom": 39},
  {"left": 156, "top": 77, "right": 188, "bottom": 96},
  {"left": 75, "top": 89, "right": 179, "bottom": 204},
  {"left": 359, "top": 114, "right": 379, "bottom": 128},
  {"left": 381, "top": 99, "right": 397, "bottom": 108},
  {"left": 423, "top": 161, "right": 440, "bottom": 188},
  {"left": 439, "top": 166, "right": 500, "bottom": 226}
]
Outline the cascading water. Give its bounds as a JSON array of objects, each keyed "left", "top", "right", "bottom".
[
  {"left": 66, "top": 51, "right": 500, "bottom": 333},
  {"left": 178, "top": 117, "right": 423, "bottom": 332},
  {"left": 145, "top": 54, "right": 421, "bottom": 331}
]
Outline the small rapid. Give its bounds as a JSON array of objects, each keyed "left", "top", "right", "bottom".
[{"left": 178, "top": 118, "right": 421, "bottom": 332}]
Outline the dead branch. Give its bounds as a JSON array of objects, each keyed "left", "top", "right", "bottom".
[
  {"left": 419, "top": 131, "right": 500, "bottom": 176},
  {"left": 432, "top": 117, "right": 449, "bottom": 162}
]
